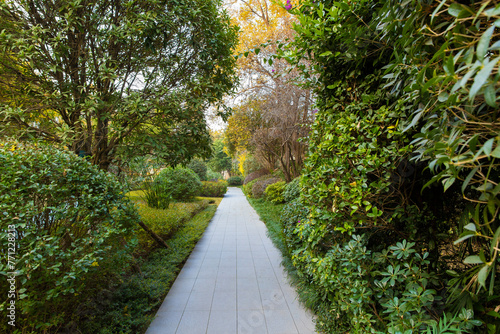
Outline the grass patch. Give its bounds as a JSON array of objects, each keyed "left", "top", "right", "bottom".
[{"left": 77, "top": 196, "right": 221, "bottom": 333}]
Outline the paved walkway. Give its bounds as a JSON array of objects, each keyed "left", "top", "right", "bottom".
[{"left": 146, "top": 187, "right": 317, "bottom": 334}]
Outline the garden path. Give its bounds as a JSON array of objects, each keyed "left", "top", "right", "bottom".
[{"left": 146, "top": 187, "right": 317, "bottom": 334}]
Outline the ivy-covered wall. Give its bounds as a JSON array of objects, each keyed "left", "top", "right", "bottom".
[{"left": 281, "top": 0, "right": 500, "bottom": 332}]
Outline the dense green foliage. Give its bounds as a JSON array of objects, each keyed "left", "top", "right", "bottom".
[
  {"left": 143, "top": 178, "right": 173, "bottom": 210},
  {"left": 198, "top": 180, "right": 228, "bottom": 197},
  {"left": 0, "top": 0, "right": 239, "bottom": 170},
  {"left": 0, "top": 141, "right": 137, "bottom": 332},
  {"left": 264, "top": 181, "right": 286, "bottom": 203},
  {"left": 207, "top": 137, "right": 232, "bottom": 174},
  {"left": 274, "top": 0, "right": 500, "bottom": 332},
  {"left": 187, "top": 159, "right": 208, "bottom": 181},
  {"left": 155, "top": 167, "right": 202, "bottom": 202},
  {"left": 227, "top": 175, "right": 243, "bottom": 186},
  {"left": 128, "top": 191, "right": 209, "bottom": 252},
  {"left": 282, "top": 177, "right": 301, "bottom": 202}
]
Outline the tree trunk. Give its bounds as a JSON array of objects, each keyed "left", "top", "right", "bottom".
[{"left": 136, "top": 219, "right": 170, "bottom": 249}]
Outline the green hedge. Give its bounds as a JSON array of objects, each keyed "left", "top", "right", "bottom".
[
  {"left": 198, "top": 180, "right": 228, "bottom": 197},
  {"left": 0, "top": 141, "right": 138, "bottom": 333},
  {"left": 278, "top": 0, "right": 499, "bottom": 332},
  {"left": 227, "top": 175, "right": 243, "bottom": 186}
]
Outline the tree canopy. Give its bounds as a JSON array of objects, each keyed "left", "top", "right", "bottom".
[{"left": 0, "top": 0, "right": 239, "bottom": 169}]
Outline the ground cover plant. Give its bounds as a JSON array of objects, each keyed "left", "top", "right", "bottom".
[{"left": 128, "top": 190, "right": 210, "bottom": 253}]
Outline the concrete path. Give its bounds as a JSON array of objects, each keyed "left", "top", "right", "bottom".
[{"left": 146, "top": 187, "right": 317, "bottom": 334}]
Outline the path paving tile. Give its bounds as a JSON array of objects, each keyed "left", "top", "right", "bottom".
[{"left": 146, "top": 187, "right": 317, "bottom": 334}]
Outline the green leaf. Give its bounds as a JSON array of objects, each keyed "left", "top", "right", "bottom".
[
  {"left": 443, "top": 177, "right": 455, "bottom": 192},
  {"left": 431, "top": 0, "right": 447, "bottom": 22},
  {"left": 448, "top": 3, "right": 464, "bottom": 17},
  {"left": 319, "top": 51, "right": 332, "bottom": 57},
  {"left": 464, "top": 255, "right": 483, "bottom": 264},
  {"left": 484, "top": 84, "right": 497, "bottom": 107},
  {"left": 454, "top": 231, "right": 476, "bottom": 244},
  {"left": 487, "top": 311, "right": 500, "bottom": 319},
  {"left": 464, "top": 223, "right": 477, "bottom": 231},
  {"left": 477, "top": 25, "right": 495, "bottom": 60},
  {"left": 491, "top": 141, "right": 500, "bottom": 158},
  {"left": 470, "top": 57, "right": 499, "bottom": 100},
  {"left": 462, "top": 167, "right": 478, "bottom": 192},
  {"left": 483, "top": 138, "right": 495, "bottom": 156},
  {"left": 469, "top": 134, "right": 480, "bottom": 153},
  {"left": 478, "top": 264, "right": 490, "bottom": 289}
]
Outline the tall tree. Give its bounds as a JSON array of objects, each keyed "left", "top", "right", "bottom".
[
  {"left": 0, "top": 0, "right": 239, "bottom": 170},
  {"left": 227, "top": 0, "right": 313, "bottom": 181}
]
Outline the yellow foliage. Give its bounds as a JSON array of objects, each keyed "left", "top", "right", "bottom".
[{"left": 238, "top": 151, "right": 247, "bottom": 175}]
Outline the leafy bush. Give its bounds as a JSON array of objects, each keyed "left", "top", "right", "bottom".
[
  {"left": 243, "top": 168, "right": 269, "bottom": 184},
  {"left": 264, "top": 181, "right": 286, "bottom": 203},
  {"left": 242, "top": 174, "right": 272, "bottom": 197},
  {"left": 252, "top": 177, "right": 281, "bottom": 199},
  {"left": 227, "top": 175, "right": 243, "bottom": 186},
  {"left": 0, "top": 141, "right": 137, "bottom": 333},
  {"left": 198, "top": 180, "right": 228, "bottom": 197},
  {"left": 187, "top": 159, "right": 208, "bottom": 181},
  {"left": 156, "top": 167, "right": 202, "bottom": 201},
  {"left": 282, "top": 177, "right": 301, "bottom": 202}
]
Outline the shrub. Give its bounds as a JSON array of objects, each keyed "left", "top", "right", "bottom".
[
  {"left": 187, "top": 159, "right": 208, "bottom": 181},
  {"left": 0, "top": 140, "right": 137, "bottom": 332},
  {"left": 198, "top": 180, "right": 228, "bottom": 197},
  {"left": 283, "top": 177, "right": 301, "bottom": 202},
  {"left": 242, "top": 174, "right": 272, "bottom": 197},
  {"left": 243, "top": 168, "right": 269, "bottom": 184},
  {"left": 227, "top": 175, "right": 243, "bottom": 186},
  {"left": 264, "top": 181, "right": 286, "bottom": 203},
  {"left": 282, "top": 0, "right": 492, "bottom": 331},
  {"left": 252, "top": 177, "right": 281, "bottom": 199},
  {"left": 156, "top": 167, "right": 202, "bottom": 201}
]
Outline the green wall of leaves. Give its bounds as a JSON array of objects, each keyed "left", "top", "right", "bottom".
[{"left": 281, "top": 0, "right": 500, "bottom": 332}]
